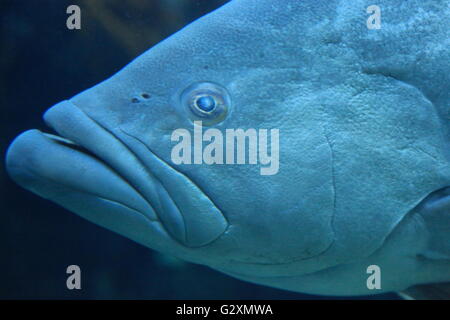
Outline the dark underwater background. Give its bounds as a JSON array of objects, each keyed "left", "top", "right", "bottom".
[{"left": 0, "top": 0, "right": 399, "bottom": 299}]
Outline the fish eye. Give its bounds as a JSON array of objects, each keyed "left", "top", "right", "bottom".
[
  {"left": 180, "top": 82, "right": 231, "bottom": 126},
  {"left": 194, "top": 95, "right": 216, "bottom": 112}
]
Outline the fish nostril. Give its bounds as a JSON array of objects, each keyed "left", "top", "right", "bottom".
[{"left": 131, "top": 93, "right": 151, "bottom": 103}]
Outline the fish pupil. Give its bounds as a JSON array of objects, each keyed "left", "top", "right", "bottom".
[{"left": 195, "top": 95, "right": 216, "bottom": 112}]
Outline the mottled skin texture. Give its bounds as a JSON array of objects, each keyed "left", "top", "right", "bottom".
[{"left": 5, "top": 0, "right": 450, "bottom": 296}]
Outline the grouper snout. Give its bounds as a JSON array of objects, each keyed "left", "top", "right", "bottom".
[{"left": 6, "top": 100, "right": 229, "bottom": 252}]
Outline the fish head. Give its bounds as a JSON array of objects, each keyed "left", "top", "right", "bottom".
[
  {"left": 6, "top": 0, "right": 450, "bottom": 292},
  {"left": 5, "top": 1, "right": 339, "bottom": 276}
]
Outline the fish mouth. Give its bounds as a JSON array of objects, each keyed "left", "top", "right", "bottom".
[{"left": 6, "top": 100, "right": 228, "bottom": 248}]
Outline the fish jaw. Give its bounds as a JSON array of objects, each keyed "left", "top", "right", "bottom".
[{"left": 5, "top": 100, "right": 228, "bottom": 252}]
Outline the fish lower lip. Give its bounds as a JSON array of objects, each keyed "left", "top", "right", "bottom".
[{"left": 6, "top": 128, "right": 158, "bottom": 221}]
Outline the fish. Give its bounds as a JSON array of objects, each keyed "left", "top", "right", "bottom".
[{"left": 5, "top": 0, "right": 450, "bottom": 298}]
